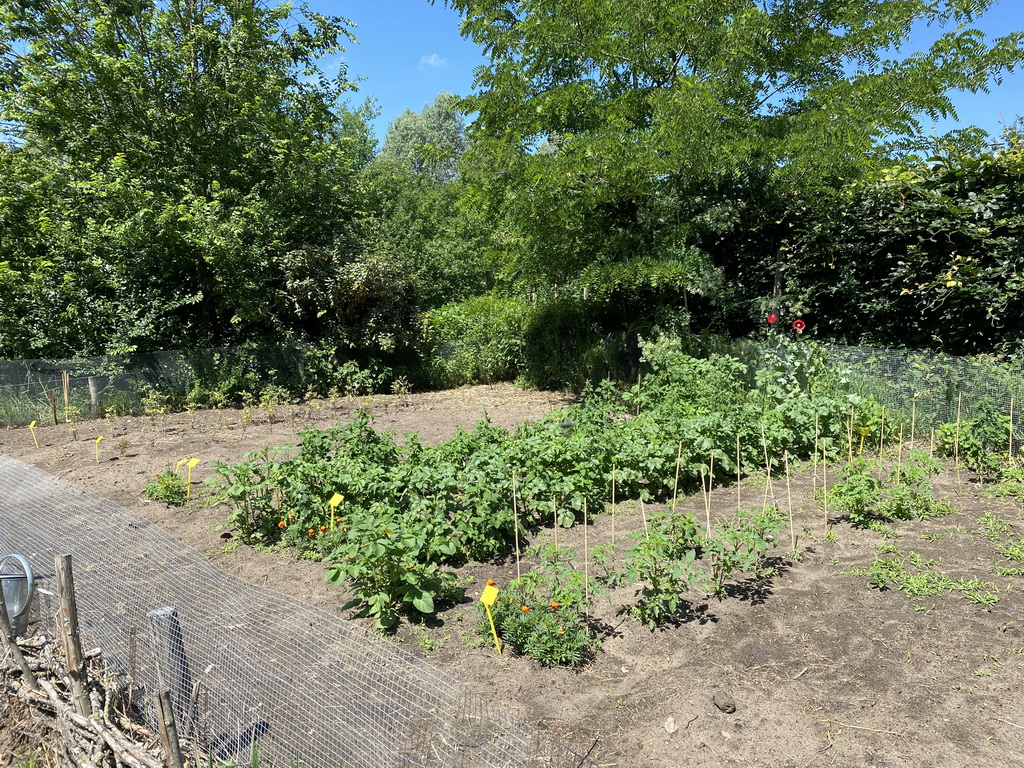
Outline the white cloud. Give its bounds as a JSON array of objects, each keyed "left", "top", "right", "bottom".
[{"left": 419, "top": 53, "right": 447, "bottom": 69}]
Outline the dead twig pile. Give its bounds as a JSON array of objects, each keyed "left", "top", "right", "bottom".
[{"left": 1, "top": 634, "right": 171, "bottom": 768}]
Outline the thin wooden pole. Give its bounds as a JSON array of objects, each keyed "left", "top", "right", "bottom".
[
  {"left": 760, "top": 423, "right": 774, "bottom": 512},
  {"left": 512, "top": 474, "right": 521, "bottom": 579},
  {"left": 955, "top": 393, "right": 963, "bottom": 492},
  {"left": 583, "top": 498, "right": 590, "bottom": 617},
  {"left": 672, "top": 441, "right": 683, "bottom": 511},
  {"left": 879, "top": 406, "right": 886, "bottom": 456},
  {"left": 640, "top": 498, "right": 650, "bottom": 540},
  {"left": 55, "top": 554, "right": 90, "bottom": 716},
  {"left": 812, "top": 412, "right": 820, "bottom": 497},
  {"left": 155, "top": 689, "right": 186, "bottom": 768},
  {"left": 910, "top": 400, "right": 917, "bottom": 448},
  {"left": 1010, "top": 397, "right": 1015, "bottom": 458},
  {"left": 822, "top": 438, "right": 829, "bottom": 532},
  {"left": 784, "top": 451, "right": 795, "bottom": 551},
  {"left": 848, "top": 406, "right": 855, "bottom": 462},
  {"left": 736, "top": 435, "right": 742, "bottom": 512},
  {"left": 611, "top": 464, "right": 617, "bottom": 549},
  {"left": 0, "top": 589, "right": 38, "bottom": 691},
  {"left": 552, "top": 498, "right": 558, "bottom": 552},
  {"left": 896, "top": 424, "right": 905, "bottom": 485}
]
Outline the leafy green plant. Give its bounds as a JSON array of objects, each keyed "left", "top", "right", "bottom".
[
  {"left": 143, "top": 469, "right": 188, "bottom": 506},
  {"left": 621, "top": 509, "right": 704, "bottom": 628},
  {"left": 703, "top": 507, "right": 784, "bottom": 598},
  {"left": 482, "top": 545, "right": 599, "bottom": 666}
]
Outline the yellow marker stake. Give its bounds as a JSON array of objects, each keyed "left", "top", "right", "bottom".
[
  {"left": 94, "top": 435, "right": 103, "bottom": 464},
  {"left": 28, "top": 421, "right": 39, "bottom": 448},
  {"left": 186, "top": 457, "right": 200, "bottom": 501},
  {"left": 175, "top": 458, "right": 187, "bottom": 473},
  {"left": 480, "top": 584, "right": 502, "bottom": 654},
  {"left": 328, "top": 493, "right": 343, "bottom": 529}
]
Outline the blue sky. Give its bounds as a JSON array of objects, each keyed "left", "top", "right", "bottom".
[{"left": 310, "top": 0, "right": 1024, "bottom": 144}]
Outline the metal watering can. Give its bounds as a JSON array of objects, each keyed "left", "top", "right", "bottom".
[{"left": 0, "top": 554, "right": 35, "bottom": 637}]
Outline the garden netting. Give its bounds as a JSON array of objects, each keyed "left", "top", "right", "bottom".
[{"left": 0, "top": 454, "right": 598, "bottom": 768}]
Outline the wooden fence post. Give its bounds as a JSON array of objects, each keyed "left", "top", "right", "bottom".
[
  {"left": 55, "top": 554, "right": 91, "bottom": 715},
  {"left": 147, "top": 606, "right": 192, "bottom": 722}
]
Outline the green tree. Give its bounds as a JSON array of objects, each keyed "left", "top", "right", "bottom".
[
  {"left": 0, "top": 0, "right": 393, "bottom": 357},
  {"left": 379, "top": 91, "right": 467, "bottom": 182},
  {"left": 441, "top": 0, "right": 1024, "bottom": 314}
]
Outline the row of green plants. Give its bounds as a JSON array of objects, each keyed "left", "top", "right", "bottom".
[{"left": 204, "top": 336, "right": 885, "bottom": 630}]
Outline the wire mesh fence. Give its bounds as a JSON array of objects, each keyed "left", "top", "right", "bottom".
[{"left": 0, "top": 454, "right": 598, "bottom": 768}]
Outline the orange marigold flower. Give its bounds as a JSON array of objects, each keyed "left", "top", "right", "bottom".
[
  {"left": 549, "top": 602, "right": 560, "bottom": 610},
  {"left": 319, "top": 526, "right": 327, "bottom": 533},
  {"left": 289, "top": 513, "right": 296, "bottom": 519},
  {"left": 307, "top": 528, "right": 315, "bottom": 536},
  {"left": 277, "top": 521, "right": 286, "bottom": 529},
  {"left": 486, "top": 579, "right": 496, "bottom": 587},
  {"left": 520, "top": 606, "right": 531, "bottom": 614}
]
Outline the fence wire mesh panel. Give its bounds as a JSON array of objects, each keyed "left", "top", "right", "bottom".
[
  {"left": 723, "top": 340, "right": 1024, "bottom": 448},
  {"left": 0, "top": 455, "right": 597, "bottom": 768}
]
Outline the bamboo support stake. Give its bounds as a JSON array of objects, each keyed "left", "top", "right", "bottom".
[
  {"left": 812, "top": 412, "right": 820, "bottom": 497},
  {"left": 0, "top": 588, "right": 38, "bottom": 691},
  {"left": 736, "top": 435, "right": 742, "bottom": 512},
  {"left": 1010, "top": 397, "right": 1015, "bottom": 458},
  {"left": 583, "top": 498, "right": 590, "bottom": 617},
  {"left": 62, "top": 370, "right": 70, "bottom": 421},
  {"left": 879, "top": 406, "right": 886, "bottom": 456},
  {"left": 155, "top": 689, "right": 186, "bottom": 768},
  {"left": 930, "top": 427, "right": 935, "bottom": 458},
  {"left": 671, "top": 441, "right": 683, "bottom": 511},
  {"left": 910, "top": 400, "right": 917, "bottom": 449},
  {"left": 551, "top": 498, "right": 558, "bottom": 553},
  {"left": 640, "top": 498, "right": 650, "bottom": 540},
  {"left": 611, "top": 464, "right": 617, "bottom": 549},
  {"left": 955, "top": 393, "right": 963, "bottom": 492},
  {"left": 896, "top": 424, "right": 905, "bottom": 485},
  {"left": 512, "top": 474, "right": 521, "bottom": 579},
  {"left": 848, "top": 406, "right": 855, "bottom": 462},
  {"left": 760, "top": 423, "right": 774, "bottom": 512},
  {"left": 784, "top": 451, "right": 795, "bottom": 551},
  {"left": 822, "top": 438, "right": 829, "bottom": 532},
  {"left": 55, "top": 554, "right": 90, "bottom": 716}
]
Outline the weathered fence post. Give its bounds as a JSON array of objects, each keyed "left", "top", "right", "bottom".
[
  {"left": 147, "top": 605, "right": 192, "bottom": 721},
  {"left": 55, "top": 554, "right": 91, "bottom": 715},
  {"left": 155, "top": 688, "right": 187, "bottom": 768}
]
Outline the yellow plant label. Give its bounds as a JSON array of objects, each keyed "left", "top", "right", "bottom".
[
  {"left": 29, "top": 421, "right": 36, "bottom": 429},
  {"left": 187, "top": 457, "right": 200, "bottom": 469},
  {"left": 176, "top": 458, "right": 187, "bottom": 472},
  {"left": 481, "top": 585, "right": 499, "bottom": 606},
  {"left": 95, "top": 436, "right": 103, "bottom": 444},
  {"left": 328, "top": 493, "right": 343, "bottom": 509}
]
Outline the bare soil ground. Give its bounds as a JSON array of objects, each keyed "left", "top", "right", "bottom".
[{"left": 3, "top": 384, "right": 1024, "bottom": 768}]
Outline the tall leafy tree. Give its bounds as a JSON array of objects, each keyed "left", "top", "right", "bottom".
[
  {"left": 0, "top": 0, "right": 384, "bottom": 356},
  {"left": 441, "top": 0, "right": 1024, "bottom": 315}
]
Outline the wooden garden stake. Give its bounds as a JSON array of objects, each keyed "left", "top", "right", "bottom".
[
  {"left": 55, "top": 554, "right": 90, "bottom": 716},
  {"left": 1009, "top": 397, "right": 1015, "bottom": 457},
  {"left": 480, "top": 584, "right": 502, "bottom": 654},
  {"left": 583, "top": 498, "right": 590, "bottom": 617},
  {"left": 611, "top": 464, "right": 617, "bottom": 549},
  {"left": 94, "top": 435, "right": 103, "bottom": 464},
  {"left": 328, "top": 493, "right": 343, "bottom": 530},
  {"left": 822, "top": 438, "right": 829, "bottom": 532},
  {"left": 784, "top": 451, "right": 795, "bottom": 551},
  {"left": 636, "top": 373, "right": 642, "bottom": 416},
  {"left": 61, "top": 370, "right": 70, "bottom": 421},
  {"left": 512, "top": 474, "right": 521, "bottom": 579},
  {"left": 910, "top": 399, "right": 917, "bottom": 448},
  {"left": 640, "top": 498, "right": 650, "bottom": 540},
  {"left": 930, "top": 427, "right": 935, "bottom": 458},
  {"left": 760, "top": 423, "right": 774, "bottom": 512},
  {"left": 552, "top": 498, "right": 558, "bottom": 552},
  {"left": 879, "top": 406, "right": 886, "bottom": 455},
  {"left": 812, "top": 412, "right": 820, "bottom": 496},
  {"left": 736, "top": 435, "right": 742, "bottom": 512},
  {"left": 848, "top": 406, "right": 855, "bottom": 462},
  {"left": 185, "top": 457, "right": 200, "bottom": 501},
  {"left": 955, "top": 393, "right": 963, "bottom": 492},
  {"left": 28, "top": 420, "right": 38, "bottom": 448},
  {"left": 672, "top": 441, "right": 682, "bottom": 511},
  {"left": 155, "top": 689, "right": 186, "bottom": 768},
  {"left": 896, "top": 425, "right": 905, "bottom": 485}
]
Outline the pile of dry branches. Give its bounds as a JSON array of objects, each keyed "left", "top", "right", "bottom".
[{"left": 1, "top": 634, "right": 169, "bottom": 768}]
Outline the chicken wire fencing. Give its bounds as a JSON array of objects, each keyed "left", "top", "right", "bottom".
[{"left": 0, "top": 455, "right": 599, "bottom": 768}]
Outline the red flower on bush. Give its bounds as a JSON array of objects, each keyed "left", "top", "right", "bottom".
[
  {"left": 792, "top": 319, "right": 806, "bottom": 333},
  {"left": 766, "top": 313, "right": 778, "bottom": 325}
]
